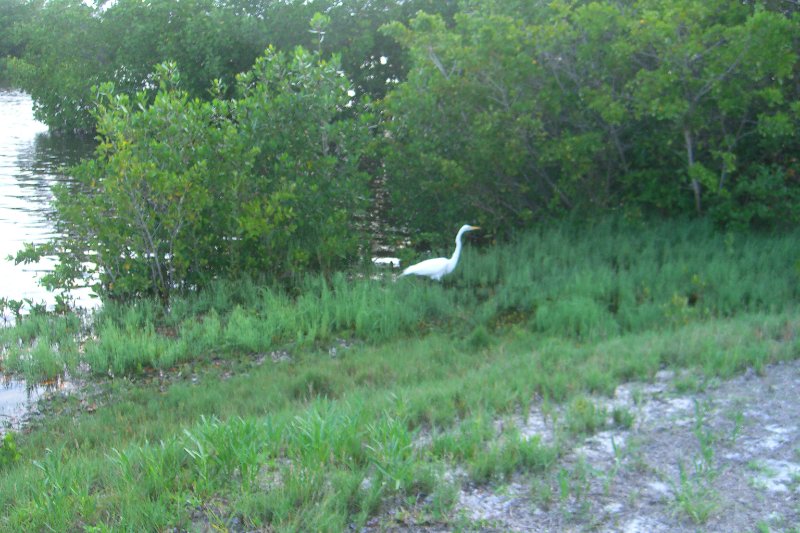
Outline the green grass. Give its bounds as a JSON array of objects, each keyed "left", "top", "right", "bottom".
[
  {"left": 0, "top": 218, "right": 798, "bottom": 530},
  {"left": 5, "top": 217, "right": 797, "bottom": 383}
]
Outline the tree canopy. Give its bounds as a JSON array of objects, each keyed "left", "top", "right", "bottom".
[
  {"left": 382, "top": 0, "right": 800, "bottom": 233},
  {"left": 4, "top": 0, "right": 799, "bottom": 300},
  {"left": 5, "top": 0, "right": 456, "bottom": 130}
]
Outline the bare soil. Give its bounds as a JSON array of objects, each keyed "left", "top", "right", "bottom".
[{"left": 443, "top": 359, "right": 800, "bottom": 532}]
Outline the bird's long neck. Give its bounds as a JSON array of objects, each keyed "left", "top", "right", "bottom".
[{"left": 450, "top": 228, "right": 466, "bottom": 264}]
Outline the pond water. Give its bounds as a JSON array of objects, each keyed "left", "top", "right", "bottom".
[
  {"left": 1, "top": 376, "right": 72, "bottom": 434},
  {"left": 0, "top": 88, "right": 96, "bottom": 320},
  {"left": 0, "top": 88, "right": 94, "bottom": 431}
]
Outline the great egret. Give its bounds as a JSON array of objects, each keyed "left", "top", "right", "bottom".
[{"left": 399, "top": 224, "right": 480, "bottom": 280}]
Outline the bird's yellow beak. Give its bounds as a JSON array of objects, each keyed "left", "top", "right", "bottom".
[{"left": 471, "top": 226, "right": 480, "bottom": 230}]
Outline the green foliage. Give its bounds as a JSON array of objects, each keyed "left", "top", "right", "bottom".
[
  {"left": 626, "top": 0, "right": 799, "bottom": 215},
  {"left": 712, "top": 164, "right": 800, "bottom": 229},
  {"left": 8, "top": 0, "right": 271, "bottom": 132},
  {"left": 0, "top": 0, "right": 36, "bottom": 81},
  {"left": 4, "top": 0, "right": 799, "bottom": 239},
  {"left": 7, "top": 0, "right": 104, "bottom": 132},
  {"left": 45, "top": 48, "right": 371, "bottom": 302},
  {"left": 232, "top": 46, "right": 373, "bottom": 279},
  {"left": 7, "top": 0, "right": 455, "bottom": 132},
  {"left": 0, "top": 433, "right": 22, "bottom": 470},
  {"left": 382, "top": 1, "right": 800, "bottom": 234},
  {"left": 382, "top": 10, "right": 554, "bottom": 233},
  {"left": 308, "top": 0, "right": 460, "bottom": 100}
]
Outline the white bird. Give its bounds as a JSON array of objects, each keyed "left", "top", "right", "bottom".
[{"left": 399, "top": 224, "right": 480, "bottom": 280}]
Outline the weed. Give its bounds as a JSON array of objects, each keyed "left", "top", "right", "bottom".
[
  {"left": 555, "top": 458, "right": 594, "bottom": 518},
  {"left": 673, "top": 373, "right": 705, "bottom": 394},
  {"left": 83, "top": 321, "right": 170, "bottom": 376},
  {"left": 611, "top": 407, "right": 635, "bottom": 429},
  {"left": 466, "top": 324, "right": 494, "bottom": 350},
  {"left": 19, "top": 218, "right": 799, "bottom": 380},
  {"left": 726, "top": 408, "right": 745, "bottom": 443},
  {"left": 601, "top": 435, "right": 624, "bottom": 495},
  {"left": 364, "top": 412, "right": 416, "bottom": 491},
  {"left": 672, "top": 461, "right": 719, "bottom": 524},
  {"left": 287, "top": 401, "right": 364, "bottom": 469},
  {"left": 431, "top": 414, "right": 494, "bottom": 463},
  {"left": 530, "top": 477, "right": 554, "bottom": 510},
  {"left": 693, "top": 400, "right": 717, "bottom": 472},
  {"left": 534, "top": 296, "right": 619, "bottom": 340},
  {"left": 624, "top": 436, "right": 651, "bottom": 474},
  {"left": 290, "top": 368, "right": 339, "bottom": 401},
  {"left": 565, "top": 396, "right": 607, "bottom": 438},
  {"left": 183, "top": 415, "right": 268, "bottom": 493},
  {"left": 426, "top": 477, "right": 460, "bottom": 519},
  {"left": 631, "top": 387, "right": 644, "bottom": 407},
  {"left": 747, "top": 459, "right": 770, "bottom": 474},
  {"left": 469, "top": 432, "right": 557, "bottom": 484},
  {"left": 670, "top": 400, "right": 720, "bottom": 524}
]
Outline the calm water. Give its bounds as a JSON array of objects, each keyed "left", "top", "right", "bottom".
[
  {"left": 0, "top": 89, "right": 94, "bottom": 430},
  {"left": 0, "top": 88, "right": 96, "bottom": 319}
]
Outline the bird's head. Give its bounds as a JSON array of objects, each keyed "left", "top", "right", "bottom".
[{"left": 461, "top": 224, "right": 480, "bottom": 232}]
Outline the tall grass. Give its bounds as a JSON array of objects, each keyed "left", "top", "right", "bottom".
[
  {"left": 0, "top": 313, "right": 82, "bottom": 379},
  {"left": 460, "top": 217, "right": 798, "bottom": 333},
  {"left": 2, "top": 218, "right": 797, "bottom": 382},
  {"left": 66, "top": 218, "right": 799, "bottom": 378}
]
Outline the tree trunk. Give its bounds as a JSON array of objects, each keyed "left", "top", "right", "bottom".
[{"left": 684, "top": 127, "right": 702, "bottom": 214}]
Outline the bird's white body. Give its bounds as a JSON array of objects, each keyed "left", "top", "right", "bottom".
[{"left": 399, "top": 224, "right": 479, "bottom": 281}]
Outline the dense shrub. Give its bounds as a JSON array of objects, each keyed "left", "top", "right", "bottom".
[
  {"left": 37, "top": 49, "right": 372, "bottom": 302},
  {"left": 381, "top": 1, "right": 800, "bottom": 238}
]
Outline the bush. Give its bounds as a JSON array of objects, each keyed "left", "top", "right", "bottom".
[
  {"left": 40, "top": 47, "right": 372, "bottom": 303},
  {"left": 711, "top": 165, "right": 800, "bottom": 229}
]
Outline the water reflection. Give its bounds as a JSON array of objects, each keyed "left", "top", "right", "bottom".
[
  {"left": 0, "top": 88, "right": 97, "bottom": 320},
  {"left": 0, "top": 374, "right": 71, "bottom": 436}
]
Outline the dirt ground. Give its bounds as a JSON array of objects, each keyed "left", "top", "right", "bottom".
[{"left": 446, "top": 359, "right": 800, "bottom": 532}]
